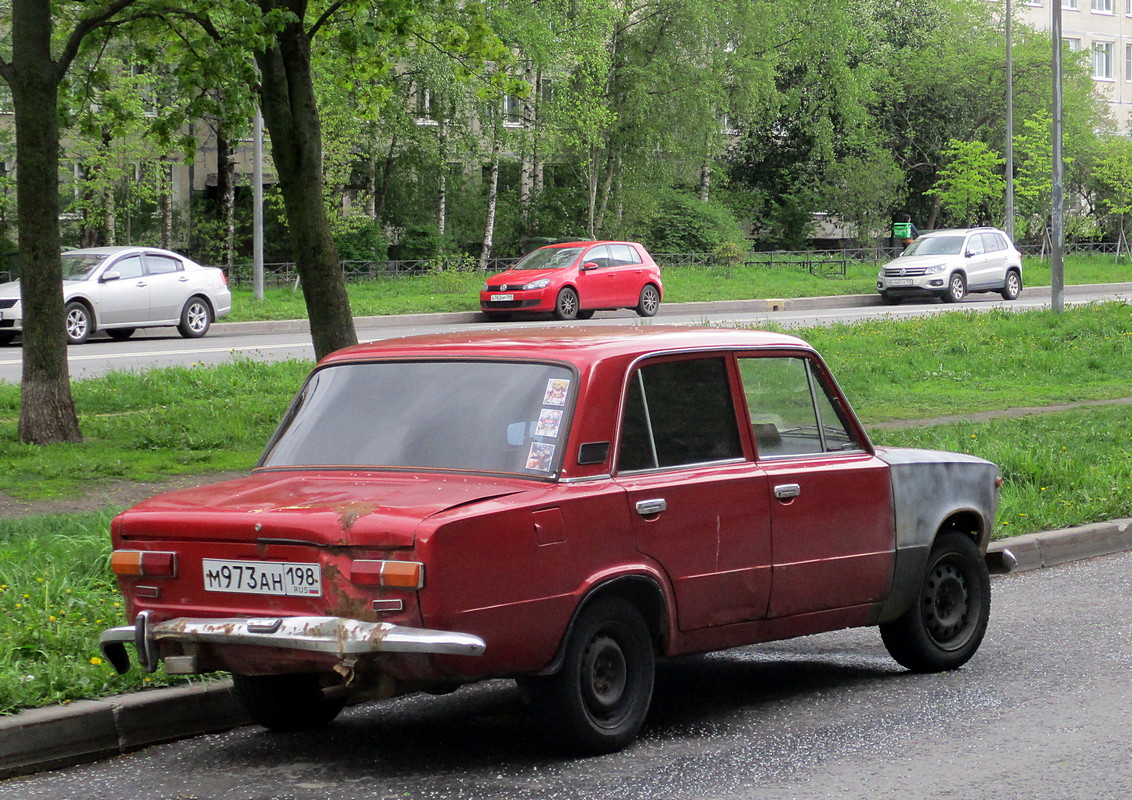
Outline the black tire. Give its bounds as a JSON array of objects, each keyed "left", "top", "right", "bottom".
[
  {"left": 0, "top": 332, "right": 15, "bottom": 346},
  {"left": 177, "top": 296, "right": 212, "bottom": 338},
  {"left": 575, "top": 309, "right": 596, "bottom": 320},
  {"left": 525, "top": 596, "right": 654, "bottom": 754},
  {"left": 943, "top": 272, "right": 967, "bottom": 303},
  {"left": 232, "top": 672, "right": 347, "bottom": 731},
  {"left": 1000, "top": 269, "right": 1022, "bottom": 301},
  {"left": 880, "top": 292, "right": 901, "bottom": 306},
  {"left": 635, "top": 284, "right": 661, "bottom": 317},
  {"left": 106, "top": 328, "right": 136, "bottom": 341},
  {"left": 880, "top": 531, "right": 990, "bottom": 672},
  {"left": 553, "top": 287, "right": 579, "bottom": 320},
  {"left": 64, "top": 301, "right": 93, "bottom": 344}
]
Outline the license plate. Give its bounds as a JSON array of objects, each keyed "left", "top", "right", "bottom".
[
  {"left": 490, "top": 293, "right": 514, "bottom": 302},
  {"left": 888, "top": 279, "right": 913, "bottom": 287},
  {"left": 202, "top": 559, "right": 322, "bottom": 597}
]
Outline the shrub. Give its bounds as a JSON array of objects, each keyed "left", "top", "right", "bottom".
[{"left": 646, "top": 190, "right": 748, "bottom": 253}]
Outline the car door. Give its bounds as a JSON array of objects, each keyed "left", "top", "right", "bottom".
[
  {"left": 736, "top": 354, "right": 895, "bottom": 618},
  {"left": 981, "top": 232, "right": 1010, "bottom": 288},
  {"left": 576, "top": 245, "right": 616, "bottom": 309},
  {"left": 962, "top": 232, "right": 996, "bottom": 290},
  {"left": 614, "top": 355, "right": 772, "bottom": 631},
  {"left": 606, "top": 243, "right": 647, "bottom": 307},
  {"left": 95, "top": 255, "right": 149, "bottom": 325},
  {"left": 142, "top": 253, "right": 190, "bottom": 322}
]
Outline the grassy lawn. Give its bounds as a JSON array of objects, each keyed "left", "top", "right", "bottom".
[
  {"left": 1, "top": 302, "right": 1131, "bottom": 714},
  {"left": 224, "top": 253, "right": 1132, "bottom": 321}
]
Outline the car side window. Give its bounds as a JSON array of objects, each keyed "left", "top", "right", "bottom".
[
  {"left": 146, "top": 255, "right": 182, "bottom": 275},
  {"left": 966, "top": 235, "right": 986, "bottom": 256},
  {"left": 987, "top": 233, "right": 1007, "bottom": 253},
  {"left": 585, "top": 245, "right": 612, "bottom": 269},
  {"left": 737, "top": 356, "right": 861, "bottom": 458},
  {"left": 111, "top": 257, "right": 144, "bottom": 280},
  {"left": 617, "top": 357, "right": 742, "bottom": 472},
  {"left": 609, "top": 244, "right": 640, "bottom": 265}
]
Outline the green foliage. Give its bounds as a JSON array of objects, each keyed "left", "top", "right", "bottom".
[
  {"left": 334, "top": 218, "right": 387, "bottom": 262},
  {"left": 644, "top": 190, "right": 748, "bottom": 253},
  {"left": 927, "top": 139, "right": 1005, "bottom": 227}
]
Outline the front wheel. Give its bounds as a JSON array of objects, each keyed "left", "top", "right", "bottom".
[
  {"left": 232, "top": 672, "right": 347, "bottom": 731},
  {"left": 177, "top": 297, "right": 212, "bottom": 338},
  {"left": 943, "top": 272, "right": 967, "bottom": 303},
  {"left": 880, "top": 531, "right": 990, "bottom": 672},
  {"left": 553, "top": 287, "right": 579, "bottom": 320},
  {"left": 1000, "top": 269, "right": 1022, "bottom": 301},
  {"left": 635, "top": 284, "right": 661, "bottom": 317},
  {"left": 64, "top": 301, "right": 93, "bottom": 344},
  {"left": 524, "top": 597, "right": 655, "bottom": 754}
]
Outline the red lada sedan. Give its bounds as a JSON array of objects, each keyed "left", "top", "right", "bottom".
[
  {"left": 480, "top": 241, "right": 663, "bottom": 321},
  {"left": 101, "top": 327, "right": 1006, "bottom": 754}
]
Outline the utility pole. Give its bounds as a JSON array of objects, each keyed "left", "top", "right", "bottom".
[
  {"left": 1051, "top": 0, "right": 1065, "bottom": 313},
  {"left": 253, "top": 109, "right": 265, "bottom": 302},
  {"left": 1005, "top": 0, "right": 1015, "bottom": 242}
]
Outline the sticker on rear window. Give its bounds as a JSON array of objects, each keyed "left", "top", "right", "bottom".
[
  {"left": 543, "top": 379, "right": 570, "bottom": 406},
  {"left": 526, "top": 442, "right": 556, "bottom": 471}
]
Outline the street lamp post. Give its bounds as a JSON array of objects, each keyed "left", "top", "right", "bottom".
[
  {"left": 1005, "top": 0, "right": 1015, "bottom": 242},
  {"left": 1051, "top": 0, "right": 1065, "bottom": 314}
]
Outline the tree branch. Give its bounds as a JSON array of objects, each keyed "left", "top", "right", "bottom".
[{"left": 57, "top": 0, "right": 144, "bottom": 76}]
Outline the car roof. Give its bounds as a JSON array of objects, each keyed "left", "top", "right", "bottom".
[
  {"left": 920, "top": 228, "right": 1005, "bottom": 237},
  {"left": 537, "top": 240, "right": 645, "bottom": 250},
  {"left": 64, "top": 246, "right": 181, "bottom": 257},
  {"left": 320, "top": 326, "right": 814, "bottom": 371}
]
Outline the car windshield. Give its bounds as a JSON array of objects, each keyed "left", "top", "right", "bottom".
[
  {"left": 904, "top": 236, "right": 966, "bottom": 257},
  {"left": 511, "top": 247, "right": 583, "bottom": 271},
  {"left": 61, "top": 253, "right": 108, "bottom": 281},
  {"left": 260, "top": 360, "right": 576, "bottom": 478}
]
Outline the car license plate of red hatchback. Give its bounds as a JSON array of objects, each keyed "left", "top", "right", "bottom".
[{"left": 202, "top": 559, "right": 322, "bottom": 597}]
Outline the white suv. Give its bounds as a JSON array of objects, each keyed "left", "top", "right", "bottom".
[{"left": 877, "top": 227, "right": 1023, "bottom": 305}]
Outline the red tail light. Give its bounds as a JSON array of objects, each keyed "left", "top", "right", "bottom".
[{"left": 111, "top": 550, "right": 178, "bottom": 578}]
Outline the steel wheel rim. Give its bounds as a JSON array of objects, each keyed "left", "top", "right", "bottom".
[
  {"left": 922, "top": 559, "right": 974, "bottom": 650},
  {"left": 1007, "top": 274, "right": 1020, "bottom": 296},
  {"left": 581, "top": 633, "right": 629, "bottom": 727},
  {"left": 642, "top": 287, "right": 659, "bottom": 313},
  {"left": 559, "top": 291, "right": 577, "bottom": 317},
  {"left": 950, "top": 276, "right": 964, "bottom": 299}
]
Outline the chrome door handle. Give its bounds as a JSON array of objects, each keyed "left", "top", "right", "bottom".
[
  {"left": 635, "top": 498, "right": 667, "bottom": 516},
  {"left": 774, "top": 483, "right": 801, "bottom": 500}
]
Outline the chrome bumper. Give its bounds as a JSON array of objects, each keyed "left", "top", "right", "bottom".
[{"left": 99, "top": 611, "right": 487, "bottom": 674}]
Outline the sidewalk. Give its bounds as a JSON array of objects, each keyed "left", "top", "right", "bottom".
[{"left": 2, "top": 517, "right": 1129, "bottom": 780}]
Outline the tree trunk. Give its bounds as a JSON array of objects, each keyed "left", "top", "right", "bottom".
[
  {"left": 437, "top": 117, "right": 448, "bottom": 236},
  {"left": 216, "top": 126, "right": 236, "bottom": 265},
  {"left": 374, "top": 135, "right": 396, "bottom": 223},
  {"left": 255, "top": 1, "right": 356, "bottom": 361},
  {"left": 699, "top": 162, "right": 711, "bottom": 202},
  {"left": 8, "top": 0, "right": 81, "bottom": 443},
  {"left": 478, "top": 127, "right": 502, "bottom": 271},
  {"left": 161, "top": 161, "right": 173, "bottom": 249}
]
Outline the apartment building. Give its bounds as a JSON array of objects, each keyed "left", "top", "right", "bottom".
[{"left": 1012, "top": 0, "right": 1132, "bottom": 129}]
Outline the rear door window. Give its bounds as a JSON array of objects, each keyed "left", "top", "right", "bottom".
[{"left": 618, "top": 357, "right": 742, "bottom": 472}]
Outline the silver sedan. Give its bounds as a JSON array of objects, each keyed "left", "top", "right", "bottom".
[{"left": 0, "top": 246, "right": 232, "bottom": 345}]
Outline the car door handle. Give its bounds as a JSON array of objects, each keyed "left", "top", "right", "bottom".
[
  {"left": 635, "top": 498, "right": 666, "bottom": 516},
  {"left": 774, "top": 483, "right": 801, "bottom": 500}
]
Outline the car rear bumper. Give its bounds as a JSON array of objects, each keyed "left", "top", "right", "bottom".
[{"left": 99, "top": 611, "right": 486, "bottom": 674}]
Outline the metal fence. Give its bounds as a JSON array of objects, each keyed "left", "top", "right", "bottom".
[{"left": 218, "top": 240, "right": 1128, "bottom": 288}]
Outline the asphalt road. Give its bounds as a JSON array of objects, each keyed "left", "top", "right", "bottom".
[
  {"left": 2, "top": 549, "right": 1130, "bottom": 800},
  {"left": 0, "top": 284, "right": 1129, "bottom": 383}
]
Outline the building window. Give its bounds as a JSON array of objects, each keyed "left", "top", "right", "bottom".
[
  {"left": 502, "top": 93, "right": 524, "bottom": 126},
  {"left": 1127, "top": 44, "right": 1132, "bottom": 78},
  {"left": 1094, "top": 41, "right": 1114, "bottom": 79},
  {"left": 1063, "top": 0, "right": 1078, "bottom": 8},
  {"left": 1065, "top": 37, "right": 1082, "bottom": 51},
  {"left": 1093, "top": 0, "right": 1112, "bottom": 11}
]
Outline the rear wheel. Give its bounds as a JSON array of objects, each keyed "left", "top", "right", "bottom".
[
  {"left": 524, "top": 597, "right": 654, "bottom": 754},
  {"left": 232, "top": 672, "right": 347, "bottom": 731},
  {"left": 177, "top": 297, "right": 212, "bottom": 338},
  {"left": 106, "top": 328, "right": 136, "bottom": 341},
  {"left": 64, "top": 301, "right": 93, "bottom": 344},
  {"left": 553, "top": 287, "right": 579, "bottom": 320},
  {"left": 1000, "top": 269, "right": 1022, "bottom": 300},
  {"left": 635, "top": 284, "right": 661, "bottom": 317},
  {"left": 880, "top": 531, "right": 990, "bottom": 672}
]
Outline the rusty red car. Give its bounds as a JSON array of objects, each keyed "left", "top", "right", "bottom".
[
  {"left": 101, "top": 326, "right": 1008, "bottom": 754},
  {"left": 479, "top": 240, "right": 663, "bottom": 321}
]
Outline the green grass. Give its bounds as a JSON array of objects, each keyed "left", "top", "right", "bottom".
[
  {"left": 1, "top": 303, "right": 1132, "bottom": 714},
  {"left": 0, "top": 358, "right": 311, "bottom": 500},
  {"left": 223, "top": 253, "right": 1132, "bottom": 321},
  {"left": 0, "top": 511, "right": 193, "bottom": 714}
]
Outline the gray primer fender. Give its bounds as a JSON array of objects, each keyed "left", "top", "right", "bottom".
[{"left": 874, "top": 447, "right": 1001, "bottom": 623}]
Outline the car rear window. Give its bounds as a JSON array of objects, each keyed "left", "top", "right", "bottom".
[{"left": 260, "top": 360, "right": 576, "bottom": 478}]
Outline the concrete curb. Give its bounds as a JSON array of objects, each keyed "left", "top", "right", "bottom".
[
  {"left": 2, "top": 518, "right": 1130, "bottom": 779},
  {"left": 209, "top": 281, "right": 1132, "bottom": 337}
]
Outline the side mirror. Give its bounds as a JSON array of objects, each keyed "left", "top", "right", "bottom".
[
  {"left": 581, "top": 261, "right": 599, "bottom": 271},
  {"left": 100, "top": 270, "right": 121, "bottom": 282}
]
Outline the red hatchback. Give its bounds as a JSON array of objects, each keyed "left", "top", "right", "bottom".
[{"left": 480, "top": 241, "right": 663, "bottom": 321}]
